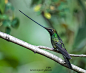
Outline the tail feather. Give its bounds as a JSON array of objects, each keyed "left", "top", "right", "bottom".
[{"left": 63, "top": 56, "right": 72, "bottom": 69}]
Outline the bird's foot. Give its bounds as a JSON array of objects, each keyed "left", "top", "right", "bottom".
[
  {"left": 62, "top": 60, "right": 66, "bottom": 64},
  {"left": 51, "top": 48, "right": 54, "bottom": 50},
  {"left": 34, "top": 51, "right": 36, "bottom": 54}
]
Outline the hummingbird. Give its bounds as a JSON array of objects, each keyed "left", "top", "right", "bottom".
[{"left": 19, "top": 10, "right": 72, "bottom": 69}]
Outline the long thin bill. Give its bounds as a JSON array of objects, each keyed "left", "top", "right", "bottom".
[{"left": 19, "top": 10, "right": 46, "bottom": 29}]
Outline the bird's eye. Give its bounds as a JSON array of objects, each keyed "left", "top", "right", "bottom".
[{"left": 52, "top": 30, "right": 54, "bottom": 31}]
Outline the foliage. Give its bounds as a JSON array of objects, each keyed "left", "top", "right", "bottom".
[{"left": 0, "top": 0, "right": 19, "bottom": 34}]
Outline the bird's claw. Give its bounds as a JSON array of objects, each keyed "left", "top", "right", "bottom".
[
  {"left": 51, "top": 48, "right": 54, "bottom": 50},
  {"left": 62, "top": 60, "right": 66, "bottom": 64},
  {"left": 34, "top": 51, "right": 36, "bottom": 54}
]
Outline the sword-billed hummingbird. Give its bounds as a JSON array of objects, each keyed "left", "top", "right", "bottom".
[{"left": 19, "top": 10, "right": 72, "bottom": 69}]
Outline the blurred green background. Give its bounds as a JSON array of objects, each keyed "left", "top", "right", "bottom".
[{"left": 0, "top": 0, "right": 86, "bottom": 73}]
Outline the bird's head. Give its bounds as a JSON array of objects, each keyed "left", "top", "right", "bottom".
[{"left": 45, "top": 27, "right": 57, "bottom": 36}]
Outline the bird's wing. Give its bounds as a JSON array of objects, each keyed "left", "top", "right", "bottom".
[
  {"left": 56, "top": 43, "right": 71, "bottom": 59},
  {"left": 56, "top": 33, "right": 65, "bottom": 48},
  {"left": 57, "top": 33, "right": 63, "bottom": 42}
]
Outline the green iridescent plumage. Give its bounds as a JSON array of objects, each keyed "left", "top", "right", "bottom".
[
  {"left": 51, "top": 32, "right": 60, "bottom": 49},
  {"left": 19, "top": 10, "right": 72, "bottom": 69}
]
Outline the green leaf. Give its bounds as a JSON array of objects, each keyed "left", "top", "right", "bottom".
[
  {"left": 37, "top": 11, "right": 41, "bottom": 15},
  {"left": 5, "top": 27, "right": 11, "bottom": 34},
  {"left": 0, "top": 14, "right": 8, "bottom": 20},
  {"left": 31, "top": 0, "right": 40, "bottom": 6},
  {"left": 30, "top": 0, "right": 44, "bottom": 6},
  {"left": 2, "top": 20, "right": 11, "bottom": 27},
  {"left": 5, "top": 2, "right": 14, "bottom": 11},
  {"left": 11, "top": 18, "right": 19, "bottom": 28},
  {"left": 2, "top": 14, "right": 8, "bottom": 20},
  {"left": 0, "top": 0, "right": 5, "bottom": 14}
]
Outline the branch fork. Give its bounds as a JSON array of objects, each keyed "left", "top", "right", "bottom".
[{"left": 0, "top": 31, "right": 86, "bottom": 73}]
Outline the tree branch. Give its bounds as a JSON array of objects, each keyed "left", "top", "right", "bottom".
[
  {"left": 37, "top": 46, "right": 86, "bottom": 57},
  {"left": 0, "top": 31, "right": 86, "bottom": 73}
]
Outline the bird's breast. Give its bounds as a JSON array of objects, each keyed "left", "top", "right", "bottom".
[
  {"left": 51, "top": 37, "right": 62, "bottom": 50},
  {"left": 51, "top": 40, "right": 58, "bottom": 50}
]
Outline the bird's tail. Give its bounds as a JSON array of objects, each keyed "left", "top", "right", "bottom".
[{"left": 63, "top": 56, "right": 72, "bottom": 69}]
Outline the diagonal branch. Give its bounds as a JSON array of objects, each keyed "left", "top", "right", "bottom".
[
  {"left": 0, "top": 31, "right": 86, "bottom": 73},
  {"left": 37, "top": 46, "right": 86, "bottom": 57}
]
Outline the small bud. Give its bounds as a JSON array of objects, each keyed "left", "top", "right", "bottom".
[
  {"left": 5, "top": 0, "right": 8, "bottom": 4},
  {"left": 50, "top": 6, "right": 55, "bottom": 10},
  {"left": 44, "top": 12, "right": 51, "bottom": 19},
  {"left": 34, "top": 4, "right": 41, "bottom": 12}
]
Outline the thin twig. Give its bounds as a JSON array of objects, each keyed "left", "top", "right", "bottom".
[
  {"left": 37, "top": 46, "right": 86, "bottom": 57},
  {"left": 70, "top": 54, "right": 86, "bottom": 57},
  {"left": 0, "top": 31, "right": 86, "bottom": 73}
]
